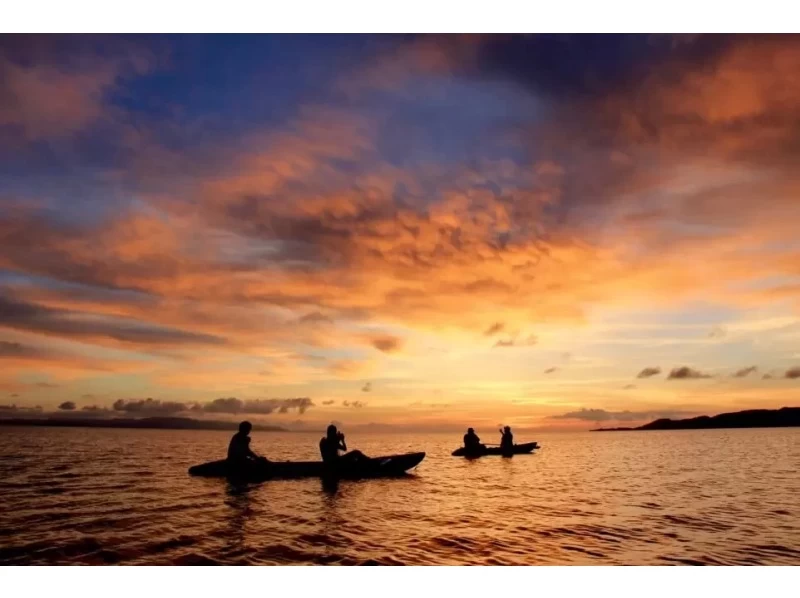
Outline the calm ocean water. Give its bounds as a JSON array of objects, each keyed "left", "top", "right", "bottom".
[{"left": 0, "top": 426, "right": 798, "bottom": 565}]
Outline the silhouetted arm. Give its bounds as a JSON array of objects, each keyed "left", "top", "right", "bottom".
[{"left": 245, "top": 439, "right": 259, "bottom": 459}]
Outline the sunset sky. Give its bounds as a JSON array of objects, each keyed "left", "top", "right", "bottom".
[{"left": 1, "top": 34, "right": 799, "bottom": 431}]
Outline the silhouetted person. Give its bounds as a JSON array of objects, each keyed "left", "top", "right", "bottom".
[
  {"left": 463, "top": 427, "right": 484, "bottom": 453},
  {"left": 499, "top": 425, "right": 514, "bottom": 455},
  {"left": 228, "top": 421, "right": 268, "bottom": 470},
  {"left": 319, "top": 424, "right": 367, "bottom": 466}
]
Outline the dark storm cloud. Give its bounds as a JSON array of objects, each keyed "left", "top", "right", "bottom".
[
  {"left": 667, "top": 366, "right": 712, "bottom": 380},
  {"left": 0, "top": 294, "right": 225, "bottom": 346},
  {"left": 58, "top": 401, "right": 76, "bottom": 410},
  {"left": 636, "top": 367, "right": 661, "bottom": 378}
]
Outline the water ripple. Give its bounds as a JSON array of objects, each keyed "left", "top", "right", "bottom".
[{"left": 1, "top": 426, "right": 798, "bottom": 565}]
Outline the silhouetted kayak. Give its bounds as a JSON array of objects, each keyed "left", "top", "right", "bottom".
[
  {"left": 188, "top": 452, "right": 425, "bottom": 481},
  {"left": 451, "top": 442, "right": 539, "bottom": 457}
]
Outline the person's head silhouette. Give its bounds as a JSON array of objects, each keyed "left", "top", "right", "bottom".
[
  {"left": 467, "top": 427, "right": 475, "bottom": 434},
  {"left": 327, "top": 424, "right": 338, "bottom": 439},
  {"left": 239, "top": 421, "right": 252, "bottom": 435}
]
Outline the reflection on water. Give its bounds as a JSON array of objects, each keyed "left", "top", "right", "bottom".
[
  {"left": 221, "top": 483, "right": 252, "bottom": 563},
  {"left": 0, "top": 427, "right": 798, "bottom": 565}
]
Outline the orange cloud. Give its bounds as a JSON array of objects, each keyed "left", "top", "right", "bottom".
[
  {"left": 0, "top": 39, "right": 156, "bottom": 140},
  {"left": 368, "top": 334, "right": 403, "bottom": 353}
]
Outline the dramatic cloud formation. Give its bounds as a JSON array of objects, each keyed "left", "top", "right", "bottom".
[
  {"left": 2, "top": 35, "right": 800, "bottom": 427},
  {"left": 58, "top": 401, "right": 76, "bottom": 410},
  {"left": 667, "top": 367, "right": 713, "bottom": 380},
  {"left": 637, "top": 367, "right": 662, "bottom": 379},
  {"left": 733, "top": 366, "right": 758, "bottom": 378}
]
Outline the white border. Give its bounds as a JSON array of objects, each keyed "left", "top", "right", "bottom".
[
  {"left": 2, "top": 1, "right": 799, "bottom": 33},
  {"left": 3, "top": 565, "right": 795, "bottom": 595}
]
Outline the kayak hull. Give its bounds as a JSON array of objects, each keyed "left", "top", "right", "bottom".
[
  {"left": 188, "top": 452, "right": 425, "bottom": 481},
  {"left": 451, "top": 442, "right": 539, "bottom": 457}
]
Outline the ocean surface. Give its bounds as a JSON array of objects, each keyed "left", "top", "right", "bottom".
[{"left": 1, "top": 426, "right": 798, "bottom": 565}]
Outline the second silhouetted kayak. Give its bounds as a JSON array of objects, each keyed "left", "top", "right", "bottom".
[
  {"left": 188, "top": 452, "right": 426, "bottom": 482},
  {"left": 451, "top": 442, "right": 539, "bottom": 457}
]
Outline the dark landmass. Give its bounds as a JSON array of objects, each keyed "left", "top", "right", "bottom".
[
  {"left": 0, "top": 416, "right": 288, "bottom": 432},
  {"left": 592, "top": 407, "right": 800, "bottom": 432}
]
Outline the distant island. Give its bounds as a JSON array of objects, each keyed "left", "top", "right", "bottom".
[
  {"left": 0, "top": 416, "right": 288, "bottom": 432},
  {"left": 592, "top": 407, "right": 800, "bottom": 432}
]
